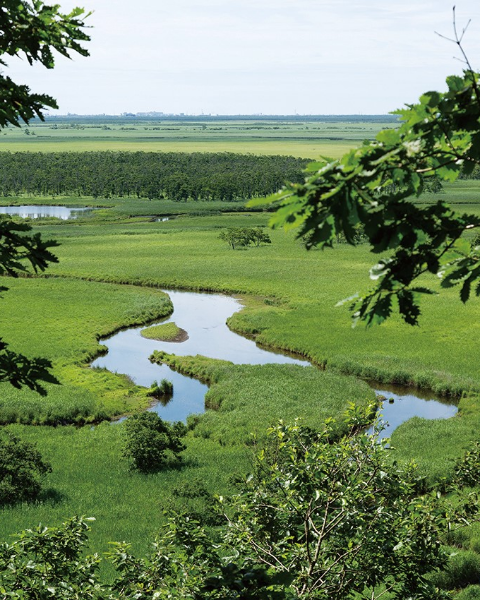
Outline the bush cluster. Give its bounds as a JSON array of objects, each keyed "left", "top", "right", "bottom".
[
  {"left": 123, "top": 412, "right": 187, "bottom": 472},
  {"left": 0, "top": 431, "right": 51, "bottom": 504}
]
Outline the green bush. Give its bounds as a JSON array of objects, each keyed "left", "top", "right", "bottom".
[
  {"left": 453, "top": 443, "right": 480, "bottom": 488},
  {"left": 457, "top": 585, "right": 480, "bottom": 600},
  {"left": 0, "top": 431, "right": 52, "bottom": 504},
  {"left": 146, "top": 379, "right": 174, "bottom": 398},
  {"left": 433, "top": 549, "right": 480, "bottom": 590},
  {"left": 122, "top": 412, "right": 186, "bottom": 473}
]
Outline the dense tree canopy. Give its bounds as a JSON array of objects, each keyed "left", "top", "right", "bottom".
[{"left": 0, "top": 151, "right": 308, "bottom": 201}]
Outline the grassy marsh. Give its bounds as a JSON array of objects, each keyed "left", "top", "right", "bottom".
[{"left": 1, "top": 136, "right": 480, "bottom": 577}]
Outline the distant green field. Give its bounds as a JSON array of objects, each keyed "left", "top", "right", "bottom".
[
  {"left": 1, "top": 139, "right": 480, "bottom": 571},
  {"left": 0, "top": 118, "right": 398, "bottom": 158}
]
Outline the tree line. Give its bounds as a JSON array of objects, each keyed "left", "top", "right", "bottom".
[{"left": 0, "top": 151, "right": 309, "bottom": 201}]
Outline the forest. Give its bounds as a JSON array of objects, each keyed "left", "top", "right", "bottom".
[{"left": 0, "top": 151, "right": 308, "bottom": 201}]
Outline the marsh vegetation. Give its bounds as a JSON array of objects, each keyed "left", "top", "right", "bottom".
[{"left": 2, "top": 117, "right": 480, "bottom": 596}]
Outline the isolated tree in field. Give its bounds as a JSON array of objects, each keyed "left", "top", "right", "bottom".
[
  {"left": 0, "top": 1, "right": 90, "bottom": 393},
  {"left": 0, "top": 430, "right": 52, "bottom": 504},
  {"left": 219, "top": 227, "right": 271, "bottom": 249},
  {"left": 249, "top": 227, "right": 272, "bottom": 247},
  {"left": 123, "top": 412, "right": 187, "bottom": 472},
  {"left": 260, "top": 16, "right": 480, "bottom": 327}
]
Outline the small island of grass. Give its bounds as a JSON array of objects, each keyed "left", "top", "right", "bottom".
[{"left": 141, "top": 322, "right": 188, "bottom": 343}]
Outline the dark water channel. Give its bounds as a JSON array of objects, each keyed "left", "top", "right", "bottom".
[
  {"left": 91, "top": 290, "right": 458, "bottom": 434},
  {"left": 0, "top": 205, "right": 94, "bottom": 219}
]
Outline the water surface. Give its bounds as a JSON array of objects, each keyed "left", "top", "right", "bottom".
[
  {"left": 92, "top": 289, "right": 458, "bottom": 431},
  {"left": 370, "top": 383, "right": 457, "bottom": 439},
  {"left": 0, "top": 205, "right": 93, "bottom": 220},
  {"left": 92, "top": 290, "right": 308, "bottom": 422}
]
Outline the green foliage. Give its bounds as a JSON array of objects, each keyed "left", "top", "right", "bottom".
[
  {"left": 248, "top": 227, "right": 272, "bottom": 246},
  {"left": 0, "top": 151, "right": 307, "bottom": 201},
  {"left": 221, "top": 415, "right": 462, "bottom": 599},
  {"left": 423, "top": 175, "right": 444, "bottom": 194},
  {"left": 147, "top": 378, "right": 174, "bottom": 398},
  {"left": 261, "top": 65, "right": 480, "bottom": 326},
  {"left": 123, "top": 412, "right": 187, "bottom": 473},
  {"left": 0, "top": 2, "right": 90, "bottom": 127},
  {"left": 453, "top": 442, "right": 480, "bottom": 488},
  {"left": 0, "top": 430, "right": 51, "bottom": 504},
  {"left": 219, "top": 227, "right": 272, "bottom": 249},
  {"left": 107, "top": 514, "right": 288, "bottom": 600},
  {"left": 457, "top": 585, "right": 480, "bottom": 600},
  {"left": 4, "top": 417, "right": 480, "bottom": 597},
  {"left": 0, "top": 516, "right": 102, "bottom": 599}
]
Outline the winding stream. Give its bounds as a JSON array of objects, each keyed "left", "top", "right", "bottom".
[{"left": 91, "top": 289, "right": 458, "bottom": 435}]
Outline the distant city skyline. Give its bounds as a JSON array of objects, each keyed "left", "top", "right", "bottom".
[{"left": 6, "top": 0, "right": 480, "bottom": 116}]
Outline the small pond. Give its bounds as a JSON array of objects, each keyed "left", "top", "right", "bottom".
[
  {"left": 0, "top": 205, "right": 94, "bottom": 220},
  {"left": 369, "top": 383, "right": 457, "bottom": 439},
  {"left": 91, "top": 289, "right": 458, "bottom": 432}
]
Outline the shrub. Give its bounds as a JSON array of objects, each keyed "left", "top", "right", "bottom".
[
  {"left": 123, "top": 412, "right": 186, "bottom": 472},
  {"left": 433, "top": 549, "right": 480, "bottom": 590},
  {"left": 146, "top": 379, "right": 174, "bottom": 398},
  {"left": 453, "top": 442, "right": 480, "bottom": 488},
  {"left": 457, "top": 585, "right": 480, "bottom": 600},
  {"left": 0, "top": 431, "right": 52, "bottom": 504}
]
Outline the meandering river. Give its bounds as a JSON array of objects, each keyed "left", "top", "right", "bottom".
[{"left": 91, "top": 289, "right": 458, "bottom": 436}]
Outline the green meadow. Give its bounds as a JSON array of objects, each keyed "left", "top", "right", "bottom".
[
  {"left": 1, "top": 127, "right": 480, "bottom": 583},
  {"left": 0, "top": 117, "right": 396, "bottom": 157}
]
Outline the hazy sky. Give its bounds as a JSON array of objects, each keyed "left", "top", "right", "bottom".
[{"left": 6, "top": 0, "right": 480, "bottom": 115}]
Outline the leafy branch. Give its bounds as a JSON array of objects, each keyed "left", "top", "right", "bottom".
[{"left": 253, "top": 14, "right": 480, "bottom": 326}]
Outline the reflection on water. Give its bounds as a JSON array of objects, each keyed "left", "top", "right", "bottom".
[
  {"left": 92, "top": 289, "right": 458, "bottom": 431},
  {"left": 91, "top": 290, "right": 308, "bottom": 422},
  {"left": 0, "top": 205, "right": 93, "bottom": 220},
  {"left": 368, "top": 383, "right": 458, "bottom": 439}
]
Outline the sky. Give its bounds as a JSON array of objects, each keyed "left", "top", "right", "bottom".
[{"left": 6, "top": 0, "right": 480, "bottom": 115}]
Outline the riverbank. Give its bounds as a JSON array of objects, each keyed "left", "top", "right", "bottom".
[{"left": 2, "top": 193, "right": 480, "bottom": 564}]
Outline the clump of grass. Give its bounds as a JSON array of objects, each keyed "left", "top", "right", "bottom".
[
  {"left": 431, "top": 548, "right": 480, "bottom": 590},
  {"left": 151, "top": 352, "right": 376, "bottom": 446},
  {"left": 141, "top": 322, "right": 188, "bottom": 342},
  {"left": 146, "top": 379, "right": 173, "bottom": 399}
]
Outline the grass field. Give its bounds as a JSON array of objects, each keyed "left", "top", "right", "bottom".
[
  {"left": 29, "top": 203, "right": 480, "bottom": 397},
  {"left": 1, "top": 129, "right": 480, "bottom": 583},
  {"left": 0, "top": 367, "right": 373, "bottom": 566},
  {"left": 0, "top": 118, "right": 397, "bottom": 158}
]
